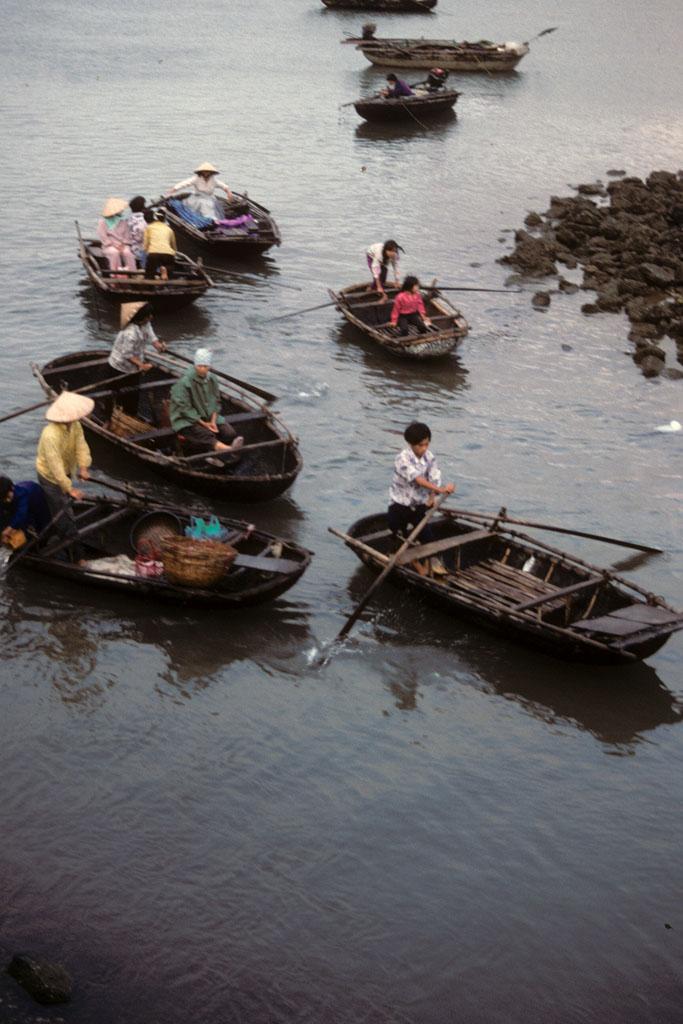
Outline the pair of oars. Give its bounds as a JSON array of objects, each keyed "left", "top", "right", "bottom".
[{"left": 263, "top": 284, "right": 520, "bottom": 324}]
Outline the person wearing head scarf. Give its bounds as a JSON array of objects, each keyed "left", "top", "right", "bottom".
[
  {"left": 0, "top": 476, "right": 51, "bottom": 546},
  {"left": 97, "top": 197, "right": 136, "bottom": 272},
  {"left": 169, "top": 348, "right": 244, "bottom": 460},
  {"left": 127, "top": 195, "right": 147, "bottom": 267},
  {"left": 164, "top": 163, "right": 234, "bottom": 221},
  {"left": 109, "top": 302, "right": 165, "bottom": 377},
  {"left": 35, "top": 392, "right": 95, "bottom": 562}
]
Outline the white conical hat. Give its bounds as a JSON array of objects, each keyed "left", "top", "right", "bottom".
[
  {"left": 120, "top": 301, "right": 150, "bottom": 328},
  {"left": 45, "top": 391, "right": 95, "bottom": 423},
  {"left": 101, "top": 197, "right": 127, "bottom": 217},
  {"left": 194, "top": 162, "right": 219, "bottom": 174}
]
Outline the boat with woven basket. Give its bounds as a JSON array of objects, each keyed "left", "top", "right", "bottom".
[
  {"left": 332, "top": 510, "right": 683, "bottom": 664},
  {"left": 76, "top": 224, "right": 212, "bottom": 311},
  {"left": 161, "top": 192, "right": 281, "bottom": 256},
  {"left": 9, "top": 495, "right": 311, "bottom": 607},
  {"left": 33, "top": 350, "right": 302, "bottom": 502},
  {"left": 343, "top": 32, "right": 530, "bottom": 71},
  {"left": 329, "top": 283, "right": 468, "bottom": 359}
]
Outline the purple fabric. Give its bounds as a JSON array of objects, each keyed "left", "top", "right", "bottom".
[
  {"left": 388, "top": 79, "right": 413, "bottom": 98},
  {"left": 215, "top": 213, "right": 255, "bottom": 228}
]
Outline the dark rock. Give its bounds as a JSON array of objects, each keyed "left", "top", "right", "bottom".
[
  {"left": 640, "top": 263, "right": 676, "bottom": 288},
  {"left": 556, "top": 250, "right": 578, "bottom": 268},
  {"left": 558, "top": 277, "right": 579, "bottom": 294},
  {"left": 662, "top": 367, "right": 683, "bottom": 380},
  {"left": 606, "top": 169, "right": 626, "bottom": 177},
  {"left": 524, "top": 211, "right": 544, "bottom": 228},
  {"left": 618, "top": 276, "right": 650, "bottom": 297},
  {"left": 637, "top": 354, "right": 665, "bottom": 377},
  {"left": 532, "top": 291, "right": 551, "bottom": 308},
  {"left": 629, "top": 323, "right": 662, "bottom": 343},
  {"left": 7, "top": 955, "right": 72, "bottom": 1006},
  {"left": 498, "top": 230, "right": 557, "bottom": 276},
  {"left": 633, "top": 343, "right": 666, "bottom": 364},
  {"left": 577, "top": 182, "right": 606, "bottom": 196},
  {"left": 561, "top": 343, "right": 573, "bottom": 351},
  {"left": 469, "top": 261, "right": 482, "bottom": 268},
  {"left": 581, "top": 303, "right": 599, "bottom": 315}
]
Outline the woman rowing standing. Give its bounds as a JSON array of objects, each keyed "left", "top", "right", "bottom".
[
  {"left": 366, "top": 239, "right": 403, "bottom": 303},
  {"left": 165, "top": 162, "right": 234, "bottom": 221}
]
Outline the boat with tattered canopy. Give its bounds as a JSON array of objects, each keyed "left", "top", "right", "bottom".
[
  {"left": 343, "top": 31, "right": 530, "bottom": 71},
  {"left": 333, "top": 510, "right": 683, "bottom": 663}
]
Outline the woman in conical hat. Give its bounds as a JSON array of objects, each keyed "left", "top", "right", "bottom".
[
  {"left": 164, "top": 162, "right": 234, "bottom": 221},
  {"left": 108, "top": 301, "right": 165, "bottom": 378},
  {"left": 97, "top": 196, "right": 136, "bottom": 272},
  {"left": 35, "top": 392, "right": 96, "bottom": 563}
]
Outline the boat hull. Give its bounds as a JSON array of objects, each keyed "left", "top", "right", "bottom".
[
  {"left": 360, "top": 47, "right": 527, "bottom": 71},
  {"left": 354, "top": 91, "right": 458, "bottom": 122},
  {"left": 323, "top": 0, "right": 437, "bottom": 10},
  {"left": 341, "top": 513, "right": 682, "bottom": 664},
  {"left": 163, "top": 191, "right": 281, "bottom": 256}
]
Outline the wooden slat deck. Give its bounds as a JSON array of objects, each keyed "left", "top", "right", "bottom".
[{"left": 442, "top": 558, "right": 561, "bottom": 608}]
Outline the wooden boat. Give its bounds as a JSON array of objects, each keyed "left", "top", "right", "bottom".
[
  {"left": 334, "top": 510, "right": 683, "bottom": 664},
  {"left": 77, "top": 227, "right": 212, "bottom": 311},
  {"left": 323, "top": 0, "right": 437, "bottom": 11},
  {"left": 329, "top": 283, "right": 468, "bottom": 359},
  {"left": 162, "top": 191, "right": 281, "bottom": 255},
  {"left": 353, "top": 88, "right": 458, "bottom": 122},
  {"left": 10, "top": 496, "right": 311, "bottom": 607},
  {"left": 343, "top": 34, "right": 530, "bottom": 71},
  {"left": 33, "top": 350, "right": 303, "bottom": 502}
]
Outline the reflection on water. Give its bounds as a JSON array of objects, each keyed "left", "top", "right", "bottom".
[
  {"left": 345, "top": 565, "right": 682, "bottom": 750},
  {"left": 353, "top": 109, "right": 459, "bottom": 142}
]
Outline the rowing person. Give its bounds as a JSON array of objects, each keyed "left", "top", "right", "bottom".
[
  {"left": 0, "top": 476, "right": 51, "bottom": 547},
  {"left": 169, "top": 348, "right": 244, "bottom": 463},
  {"left": 366, "top": 239, "right": 403, "bottom": 302},
  {"left": 388, "top": 421, "right": 454, "bottom": 576},
  {"left": 35, "top": 392, "right": 95, "bottom": 564},
  {"left": 165, "top": 162, "right": 234, "bottom": 221},
  {"left": 109, "top": 302, "right": 165, "bottom": 378},
  {"left": 382, "top": 73, "right": 414, "bottom": 99}
]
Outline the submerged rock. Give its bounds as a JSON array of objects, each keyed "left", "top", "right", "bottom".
[
  {"left": 6, "top": 954, "right": 72, "bottom": 1005},
  {"left": 532, "top": 291, "right": 551, "bottom": 308}
]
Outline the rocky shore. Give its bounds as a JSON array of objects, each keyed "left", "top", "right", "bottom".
[{"left": 499, "top": 170, "right": 683, "bottom": 378}]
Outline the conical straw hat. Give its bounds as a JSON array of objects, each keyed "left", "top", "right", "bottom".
[
  {"left": 120, "top": 301, "right": 149, "bottom": 328},
  {"left": 194, "top": 162, "right": 219, "bottom": 174},
  {"left": 45, "top": 391, "right": 95, "bottom": 423},
  {"left": 101, "top": 197, "right": 127, "bottom": 217}
]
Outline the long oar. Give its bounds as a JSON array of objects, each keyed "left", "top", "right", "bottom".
[
  {"left": 526, "top": 26, "right": 558, "bottom": 43},
  {"left": 197, "top": 264, "right": 302, "bottom": 292},
  {"left": 332, "top": 495, "right": 447, "bottom": 646},
  {"left": 441, "top": 507, "right": 663, "bottom": 554},
  {"left": 263, "top": 299, "right": 338, "bottom": 323},
  {"left": 427, "top": 285, "right": 522, "bottom": 294},
  {"left": 0, "top": 367, "right": 143, "bottom": 426},
  {"left": 154, "top": 349, "right": 277, "bottom": 405}
]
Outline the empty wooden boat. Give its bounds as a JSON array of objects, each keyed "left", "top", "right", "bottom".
[
  {"left": 329, "top": 283, "right": 468, "bottom": 358},
  {"left": 10, "top": 496, "right": 311, "bottom": 607},
  {"left": 343, "top": 33, "right": 530, "bottom": 71},
  {"left": 77, "top": 226, "right": 212, "bottom": 310},
  {"left": 162, "top": 191, "right": 281, "bottom": 255},
  {"left": 33, "top": 350, "right": 302, "bottom": 502},
  {"left": 333, "top": 510, "right": 683, "bottom": 664},
  {"left": 353, "top": 88, "right": 458, "bottom": 122}
]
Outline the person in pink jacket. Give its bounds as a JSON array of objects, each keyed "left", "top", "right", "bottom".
[{"left": 97, "top": 197, "right": 136, "bottom": 272}]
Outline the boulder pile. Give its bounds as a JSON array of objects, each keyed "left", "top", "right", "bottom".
[{"left": 500, "top": 170, "right": 683, "bottom": 377}]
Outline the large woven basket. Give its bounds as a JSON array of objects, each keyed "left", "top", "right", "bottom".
[
  {"left": 160, "top": 536, "right": 237, "bottom": 588},
  {"left": 109, "top": 405, "right": 150, "bottom": 438}
]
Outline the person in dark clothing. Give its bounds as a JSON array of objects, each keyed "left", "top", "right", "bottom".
[
  {"left": 383, "top": 73, "right": 413, "bottom": 99},
  {"left": 0, "top": 477, "right": 51, "bottom": 545}
]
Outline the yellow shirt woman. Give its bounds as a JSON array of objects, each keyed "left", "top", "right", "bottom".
[{"left": 36, "top": 422, "right": 92, "bottom": 493}]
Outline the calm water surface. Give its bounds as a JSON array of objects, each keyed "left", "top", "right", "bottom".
[{"left": 1, "top": 0, "right": 682, "bottom": 1021}]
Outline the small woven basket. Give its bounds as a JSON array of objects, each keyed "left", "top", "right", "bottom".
[
  {"left": 110, "top": 405, "right": 150, "bottom": 438},
  {"left": 160, "top": 536, "right": 237, "bottom": 588}
]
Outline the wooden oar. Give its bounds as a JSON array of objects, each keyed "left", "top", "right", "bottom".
[
  {"left": 0, "top": 367, "right": 142, "bottom": 426},
  {"left": 441, "top": 507, "right": 663, "bottom": 554},
  {"left": 332, "top": 495, "right": 447, "bottom": 645},
  {"left": 264, "top": 299, "right": 338, "bottom": 323},
  {"left": 428, "top": 285, "right": 522, "bottom": 294},
  {"left": 197, "top": 264, "right": 302, "bottom": 291},
  {"left": 153, "top": 350, "right": 277, "bottom": 404},
  {"left": 526, "top": 26, "right": 558, "bottom": 43}
]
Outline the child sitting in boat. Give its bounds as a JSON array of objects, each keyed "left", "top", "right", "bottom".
[
  {"left": 390, "top": 276, "right": 433, "bottom": 334},
  {"left": 388, "top": 421, "right": 454, "bottom": 575},
  {"left": 382, "top": 73, "right": 413, "bottom": 99},
  {"left": 143, "top": 210, "right": 177, "bottom": 280}
]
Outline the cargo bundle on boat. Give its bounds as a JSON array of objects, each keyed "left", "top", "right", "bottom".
[
  {"left": 77, "top": 227, "right": 212, "bottom": 310},
  {"left": 10, "top": 496, "right": 311, "bottom": 607},
  {"left": 333, "top": 510, "right": 683, "bottom": 664},
  {"left": 323, "top": 0, "right": 437, "bottom": 11},
  {"left": 34, "top": 351, "right": 302, "bottom": 501},
  {"left": 329, "top": 284, "right": 468, "bottom": 359},
  {"left": 162, "top": 192, "right": 281, "bottom": 255},
  {"left": 344, "top": 31, "right": 530, "bottom": 71}
]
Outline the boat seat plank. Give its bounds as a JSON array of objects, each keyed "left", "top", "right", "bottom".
[
  {"left": 127, "top": 426, "right": 176, "bottom": 444},
  {"left": 223, "top": 411, "right": 267, "bottom": 425},
  {"left": 396, "top": 529, "right": 492, "bottom": 564},
  {"left": 572, "top": 604, "right": 683, "bottom": 635},
  {"left": 232, "top": 553, "right": 300, "bottom": 574},
  {"left": 607, "top": 603, "right": 682, "bottom": 625},
  {"left": 513, "top": 576, "right": 602, "bottom": 613}
]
